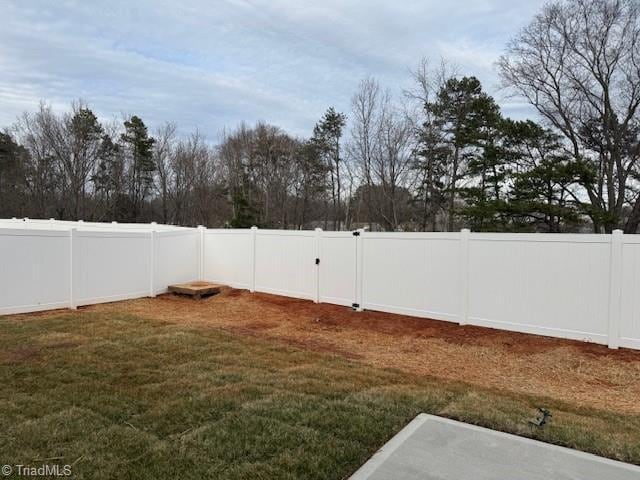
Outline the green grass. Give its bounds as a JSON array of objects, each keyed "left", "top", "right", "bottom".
[{"left": 1, "top": 311, "right": 639, "bottom": 479}]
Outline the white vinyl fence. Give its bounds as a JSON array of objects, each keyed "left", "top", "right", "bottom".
[
  {"left": 1, "top": 218, "right": 639, "bottom": 351},
  {"left": 0, "top": 219, "right": 199, "bottom": 315}
]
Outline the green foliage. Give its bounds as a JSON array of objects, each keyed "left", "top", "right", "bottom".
[
  {"left": 428, "top": 76, "right": 500, "bottom": 149},
  {"left": 419, "top": 76, "right": 504, "bottom": 230},
  {"left": 296, "top": 140, "right": 329, "bottom": 196},
  {"left": 0, "top": 132, "right": 29, "bottom": 217},
  {"left": 69, "top": 108, "right": 103, "bottom": 147},
  {"left": 417, "top": 77, "right": 588, "bottom": 233},
  {"left": 120, "top": 116, "right": 156, "bottom": 220},
  {"left": 229, "top": 191, "right": 258, "bottom": 228},
  {"left": 312, "top": 107, "right": 347, "bottom": 151},
  {"left": 502, "top": 120, "right": 583, "bottom": 232},
  {"left": 312, "top": 107, "right": 347, "bottom": 229}
]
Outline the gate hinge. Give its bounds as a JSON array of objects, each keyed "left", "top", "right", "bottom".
[
  {"left": 315, "top": 258, "right": 320, "bottom": 265},
  {"left": 352, "top": 231, "right": 360, "bottom": 236}
]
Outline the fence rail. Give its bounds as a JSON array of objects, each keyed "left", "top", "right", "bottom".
[{"left": 1, "top": 218, "right": 639, "bottom": 351}]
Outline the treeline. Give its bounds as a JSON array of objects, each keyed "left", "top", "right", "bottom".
[{"left": 1, "top": 0, "right": 640, "bottom": 233}]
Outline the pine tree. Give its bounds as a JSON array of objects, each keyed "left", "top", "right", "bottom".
[
  {"left": 0, "top": 132, "right": 29, "bottom": 217},
  {"left": 425, "top": 76, "right": 499, "bottom": 230},
  {"left": 503, "top": 120, "right": 582, "bottom": 232},
  {"left": 65, "top": 107, "right": 103, "bottom": 219},
  {"left": 312, "top": 107, "right": 346, "bottom": 230},
  {"left": 120, "top": 116, "right": 155, "bottom": 221},
  {"left": 229, "top": 191, "right": 258, "bottom": 228}
]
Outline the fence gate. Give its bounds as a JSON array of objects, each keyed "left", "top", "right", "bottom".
[{"left": 317, "top": 230, "right": 360, "bottom": 307}]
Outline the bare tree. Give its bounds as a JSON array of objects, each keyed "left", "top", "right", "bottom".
[
  {"left": 170, "top": 131, "right": 202, "bottom": 225},
  {"left": 405, "top": 58, "right": 457, "bottom": 230},
  {"left": 153, "top": 122, "right": 177, "bottom": 224},
  {"left": 349, "top": 79, "right": 418, "bottom": 230},
  {"left": 499, "top": 0, "right": 640, "bottom": 233},
  {"left": 372, "top": 104, "right": 415, "bottom": 230},
  {"left": 349, "top": 77, "right": 382, "bottom": 230},
  {"left": 13, "top": 103, "right": 60, "bottom": 218}
]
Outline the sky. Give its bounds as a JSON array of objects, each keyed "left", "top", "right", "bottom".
[{"left": 1, "top": 0, "right": 548, "bottom": 139}]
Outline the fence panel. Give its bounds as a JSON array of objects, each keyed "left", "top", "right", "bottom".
[
  {"left": 467, "top": 234, "right": 611, "bottom": 344},
  {"left": 154, "top": 230, "right": 200, "bottom": 294},
  {"left": 360, "top": 232, "right": 462, "bottom": 322},
  {"left": 0, "top": 228, "right": 70, "bottom": 315},
  {"left": 203, "top": 229, "right": 253, "bottom": 289},
  {"left": 620, "top": 236, "right": 640, "bottom": 349},
  {"left": 254, "top": 230, "right": 316, "bottom": 300},
  {"left": 318, "top": 231, "right": 357, "bottom": 306},
  {"left": 2, "top": 219, "right": 639, "bottom": 352},
  {"left": 73, "top": 231, "right": 151, "bottom": 306}
]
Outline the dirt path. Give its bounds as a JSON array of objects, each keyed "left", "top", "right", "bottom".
[{"left": 86, "top": 288, "right": 640, "bottom": 415}]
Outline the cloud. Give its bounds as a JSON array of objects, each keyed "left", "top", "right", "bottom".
[{"left": 0, "top": 0, "right": 546, "bottom": 138}]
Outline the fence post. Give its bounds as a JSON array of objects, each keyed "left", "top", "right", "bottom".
[
  {"left": 608, "top": 229, "right": 624, "bottom": 349},
  {"left": 459, "top": 229, "right": 470, "bottom": 325},
  {"left": 250, "top": 226, "right": 258, "bottom": 293},
  {"left": 149, "top": 229, "right": 157, "bottom": 297},
  {"left": 197, "top": 225, "right": 206, "bottom": 281},
  {"left": 69, "top": 228, "right": 77, "bottom": 310},
  {"left": 354, "top": 228, "right": 365, "bottom": 312},
  {"left": 314, "top": 228, "right": 322, "bottom": 303}
]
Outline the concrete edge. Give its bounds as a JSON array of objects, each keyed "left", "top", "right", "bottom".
[
  {"left": 350, "top": 414, "right": 640, "bottom": 479},
  {"left": 423, "top": 415, "right": 640, "bottom": 472},
  {"left": 349, "top": 413, "right": 430, "bottom": 480}
]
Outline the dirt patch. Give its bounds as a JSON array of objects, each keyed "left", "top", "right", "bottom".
[
  {"left": 224, "top": 288, "right": 245, "bottom": 298},
  {"left": 237, "top": 320, "right": 280, "bottom": 331},
  {"left": 82, "top": 288, "right": 640, "bottom": 414}
]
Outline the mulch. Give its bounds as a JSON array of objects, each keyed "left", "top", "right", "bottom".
[{"left": 27, "top": 287, "right": 640, "bottom": 414}]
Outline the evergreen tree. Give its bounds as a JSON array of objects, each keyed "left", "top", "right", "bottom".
[
  {"left": 312, "top": 107, "right": 346, "bottom": 230},
  {"left": 92, "top": 134, "right": 127, "bottom": 221},
  {"left": 413, "top": 120, "right": 448, "bottom": 231},
  {"left": 0, "top": 132, "right": 29, "bottom": 217},
  {"left": 64, "top": 107, "right": 103, "bottom": 219},
  {"left": 294, "top": 140, "right": 329, "bottom": 228},
  {"left": 503, "top": 120, "right": 582, "bottom": 232},
  {"left": 120, "top": 116, "right": 155, "bottom": 221},
  {"left": 457, "top": 94, "right": 504, "bottom": 231},
  {"left": 229, "top": 191, "right": 258, "bottom": 228},
  {"left": 425, "top": 76, "right": 498, "bottom": 230}
]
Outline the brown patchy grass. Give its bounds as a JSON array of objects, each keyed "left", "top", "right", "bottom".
[
  {"left": 86, "top": 288, "right": 640, "bottom": 415},
  {"left": 2, "top": 298, "right": 640, "bottom": 478}
]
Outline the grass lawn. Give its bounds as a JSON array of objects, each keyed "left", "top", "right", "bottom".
[{"left": 1, "top": 309, "right": 640, "bottom": 479}]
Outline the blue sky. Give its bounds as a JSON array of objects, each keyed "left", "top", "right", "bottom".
[{"left": 1, "top": 0, "right": 547, "bottom": 138}]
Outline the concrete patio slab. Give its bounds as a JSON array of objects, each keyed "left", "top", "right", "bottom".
[{"left": 350, "top": 414, "right": 640, "bottom": 480}]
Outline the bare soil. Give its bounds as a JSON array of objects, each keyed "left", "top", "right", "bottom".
[{"left": 82, "top": 288, "right": 640, "bottom": 414}]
